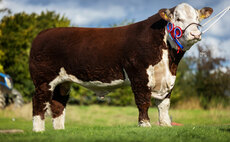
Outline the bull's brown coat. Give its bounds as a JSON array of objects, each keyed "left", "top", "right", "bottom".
[{"left": 29, "top": 12, "right": 184, "bottom": 123}]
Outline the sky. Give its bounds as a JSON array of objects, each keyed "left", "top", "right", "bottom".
[{"left": 0, "top": 0, "right": 230, "bottom": 62}]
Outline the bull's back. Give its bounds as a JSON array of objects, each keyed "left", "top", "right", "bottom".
[{"left": 29, "top": 27, "right": 127, "bottom": 84}]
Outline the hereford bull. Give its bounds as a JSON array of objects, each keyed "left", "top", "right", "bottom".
[{"left": 29, "top": 3, "right": 213, "bottom": 132}]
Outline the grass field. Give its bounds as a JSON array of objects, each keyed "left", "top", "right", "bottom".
[{"left": 0, "top": 104, "right": 230, "bottom": 142}]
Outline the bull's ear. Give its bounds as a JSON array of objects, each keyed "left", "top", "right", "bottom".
[
  {"left": 198, "top": 7, "right": 213, "bottom": 20},
  {"left": 158, "top": 8, "right": 172, "bottom": 22}
]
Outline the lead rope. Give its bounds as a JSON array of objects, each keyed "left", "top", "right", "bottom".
[{"left": 201, "top": 6, "right": 230, "bottom": 34}]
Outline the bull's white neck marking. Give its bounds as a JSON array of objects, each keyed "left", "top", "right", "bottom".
[
  {"left": 147, "top": 66, "right": 156, "bottom": 89},
  {"left": 33, "top": 115, "right": 45, "bottom": 132},
  {"left": 53, "top": 109, "right": 65, "bottom": 130},
  {"left": 146, "top": 49, "right": 176, "bottom": 100}
]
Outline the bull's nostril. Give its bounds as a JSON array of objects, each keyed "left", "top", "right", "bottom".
[{"left": 191, "top": 33, "right": 201, "bottom": 40}]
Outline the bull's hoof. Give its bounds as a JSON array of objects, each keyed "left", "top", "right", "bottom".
[
  {"left": 158, "top": 122, "right": 172, "bottom": 127},
  {"left": 139, "top": 120, "right": 151, "bottom": 127},
  {"left": 33, "top": 129, "right": 45, "bottom": 132}
]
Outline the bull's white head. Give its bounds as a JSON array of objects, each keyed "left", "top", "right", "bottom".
[{"left": 159, "top": 3, "right": 213, "bottom": 51}]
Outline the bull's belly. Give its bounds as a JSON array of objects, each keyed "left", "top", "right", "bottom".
[
  {"left": 80, "top": 79, "right": 130, "bottom": 97},
  {"left": 49, "top": 67, "right": 130, "bottom": 97}
]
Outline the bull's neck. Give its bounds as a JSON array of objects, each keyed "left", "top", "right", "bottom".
[
  {"left": 147, "top": 15, "right": 185, "bottom": 75},
  {"left": 166, "top": 39, "right": 185, "bottom": 75},
  {"left": 138, "top": 14, "right": 185, "bottom": 75}
]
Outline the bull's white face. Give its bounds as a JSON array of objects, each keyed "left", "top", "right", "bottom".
[
  {"left": 172, "top": 4, "right": 201, "bottom": 50},
  {"left": 159, "top": 3, "right": 213, "bottom": 51}
]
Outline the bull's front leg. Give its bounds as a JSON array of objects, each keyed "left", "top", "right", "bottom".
[{"left": 155, "top": 97, "right": 171, "bottom": 126}]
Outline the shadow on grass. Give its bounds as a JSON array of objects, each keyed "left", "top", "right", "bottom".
[{"left": 219, "top": 126, "right": 230, "bottom": 133}]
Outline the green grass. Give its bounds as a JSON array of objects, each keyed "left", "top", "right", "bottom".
[{"left": 0, "top": 104, "right": 230, "bottom": 142}]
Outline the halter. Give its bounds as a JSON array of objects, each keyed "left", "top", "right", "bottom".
[
  {"left": 166, "top": 6, "right": 230, "bottom": 54},
  {"left": 166, "top": 22, "right": 201, "bottom": 53}
]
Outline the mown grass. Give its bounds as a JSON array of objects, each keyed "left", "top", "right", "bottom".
[{"left": 0, "top": 104, "right": 230, "bottom": 142}]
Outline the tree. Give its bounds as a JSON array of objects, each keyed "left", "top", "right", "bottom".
[
  {"left": 170, "top": 44, "right": 230, "bottom": 109},
  {"left": 0, "top": 0, "right": 11, "bottom": 14},
  {"left": 194, "top": 45, "right": 230, "bottom": 108},
  {"left": 0, "top": 0, "right": 10, "bottom": 73},
  {"left": 0, "top": 11, "right": 70, "bottom": 101}
]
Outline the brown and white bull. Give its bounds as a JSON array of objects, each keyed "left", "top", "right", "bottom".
[{"left": 29, "top": 3, "right": 213, "bottom": 132}]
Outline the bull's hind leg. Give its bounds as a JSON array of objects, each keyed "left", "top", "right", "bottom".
[
  {"left": 32, "top": 83, "right": 52, "bottom": 132},
  {"left": 51, "top": 82, "right": 71, "bottom": 130}
]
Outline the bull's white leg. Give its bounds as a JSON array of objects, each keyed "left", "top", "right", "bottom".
[
  {"left": 52, "top": 109, "right": 65, "bottom": 130},
  {"left": 33, "top": 115, "right": 45, "bottom": 132},
  {"left": 155, "top": 98, "right": 172, "bottom": 126}
]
